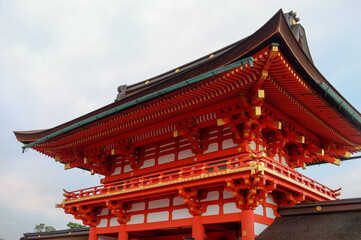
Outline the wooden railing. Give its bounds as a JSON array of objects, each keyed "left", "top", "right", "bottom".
[
  {"left": 261, "top": 157, "right": 338, "bottom": 196},
  {"left": 63, "top": 154, "right": 339, "bottom": 201}
]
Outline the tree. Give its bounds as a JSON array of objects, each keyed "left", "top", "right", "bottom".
[
  {"left": 67, "top": 222, "right": 86, "bottom": 229},
  {"left": 45, "top": 226, "right": 56, "bottom": 232},
  {"left": 34, "top": 223, "right": 45, "bottom": 233},
  {"left": 34, "top": 223, "right": 56, "bottom": 232}
]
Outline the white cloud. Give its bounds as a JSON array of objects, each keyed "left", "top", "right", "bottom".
[{"left": 0, "top": 174, "right": 56, "bottom": 215}]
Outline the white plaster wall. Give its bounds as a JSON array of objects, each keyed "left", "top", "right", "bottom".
[
  {"left": 148, "top": 198, "right": 170, "bottom": 209},
  {"left": 281, "top": 156, "right": 288, "bottom": 166},
  {"left": 160, "top": 142, "right": 174, "bottom": 148},
  {"left": 266, "top": 207, "right": 276, "bottom": 218},
  {"left": 123, "top": 164, "right": 132, "bottom": 173},
  {"left": 203, "top": 142, "right": 218, "bottom": 154},
  {"left": 127, "top": 214, "right": 145, "bottom": 225},
  {"left": 223, "top": 190, "right": 234, "bottom": 199},
  {"left": 147, "top": 211, "right": 169, "bottom": 222},
  {"left": 249, "top": 141, "right": 257, "bottom": 150},
  {"left": 158, "top": 153, "right": 175, "bottom": 164},
  {"left": 254, "top": 222, "right": 268, "bottom": 235},
  {"left": 140, "top": 158, "right": 155, "bottom": 169},
  {"left": 98, "top": 208, "right": 109, "bottom": 216},
  {"left": 178, "top": 149, "right": 195, "bottom": 160},
  {"left": 266, "top": 194, "right": 275, "bottom": 205},
  {"left": 109, "top": 217, "right": 120, "bottom": 227},
  {"left": 254, "top": 205, "right": 263, "bottom": 215},
  {"left": 111, "top": 167, "right": 121, "bottom": 176},
  {"left": 201, "top": 191, "right": 219, "bottom": 202},
  {"left": 97, "top": 219, "right": 108, "bottom": 228},
  {"left": 223, "top": 202, "right": 242, "bottom": 214},
  {"left": 173, "top": 197, "right": 185, "bottom": 206},
  {"left": 128, "top": 202, "right": 146, "bottom": 212},
  {"left": 202, "top": 204, "right": 219, "bottom": 216},
  {"left": 172, "top": 208, "right": 193, "bottom": 220},
  {"left": 222, "top": 139, "right": 237, "bottom": 149}
]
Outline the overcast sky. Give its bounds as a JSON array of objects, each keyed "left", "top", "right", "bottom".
[{"left": 1, "top": 1, "right": 361, "bottom": 239}]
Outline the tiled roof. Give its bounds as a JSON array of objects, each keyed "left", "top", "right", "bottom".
[{"left": 256, "top": 198, "right": 361, "bottom": 240}]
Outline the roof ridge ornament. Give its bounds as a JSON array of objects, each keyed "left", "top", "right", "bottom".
[
  {"left": 115, "top": 84, "right": 128, "bottom": 101},
  {"left": 284, "top": 10, "right": 314, "bottom": 63},
  {"left": 284, "top": 10, "right": 300, "bottom": 26}
]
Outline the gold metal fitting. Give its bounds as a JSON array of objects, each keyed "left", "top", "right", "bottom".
[
  {"left": 277, "top": 121, "right": 282, "bottom": 130},
  {"left": 173, "top": 130, "right": 180, "bottom": 138},
  {"left": 254, "top": 106, "right": 262, "bottom": 116},
  {"left": 64, "top": 164, "right": 71, "bottom": 170},
  {"left": 261, "top": 71, "right": 268, "bottom": 79},
  {"left": 257, "top": 89, "right": 265, "bottom": 98},
  {"left": 301, "top": 163, "right": 306, "bottom": 170},
  {"left": 217, "top": 118, "right": 226, "bottom": 126}
]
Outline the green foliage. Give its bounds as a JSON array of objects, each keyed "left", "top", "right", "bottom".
[
  {"left": 67, "top": 222, "right": 86, "bottom": 229},
  {"left": 34, "top": 223, "right": 56, "bottom": 232},
  {"left": 45, "top": 226, "right": 56, "bottom": 232},
  {"left": 34, "top": 223, "right": 45, "bottom": 233}
]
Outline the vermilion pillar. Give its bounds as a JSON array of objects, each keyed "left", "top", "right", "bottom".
[
  {"left": 241, "top": 209, "right": 255, "bottom": 240},
  {"left": 192, "top": 215, "right": 205, "bottom": 240},
  {"left": 118, "top": 224, "right": 128, "bottom": 240},
  {"left": 89, "top": 227, "right": 97, "bottom": 240}
]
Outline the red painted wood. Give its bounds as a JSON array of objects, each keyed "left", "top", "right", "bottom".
[
  {"left": 118, "top": 224, "right": 128, "bottom": 240},
  {"left": 89, "top": 227, "right": 97, "bottom": 240},
  {"left": 241, "top": 209, "right": 255, "bottom": 240},
  {"left": 192, "top": 215, "right": 205, "bottom": 240},
  {"left": 42, "top": 45, "right": 355, "bottom": 239}
]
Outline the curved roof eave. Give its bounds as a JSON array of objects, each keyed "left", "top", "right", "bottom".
[{"left": 275, "top": 12, "right": 361, "bottom": 132}]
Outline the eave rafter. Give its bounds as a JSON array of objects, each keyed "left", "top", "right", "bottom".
[{"left": 266, "top": 49, "right": 361, "bottom": 147}]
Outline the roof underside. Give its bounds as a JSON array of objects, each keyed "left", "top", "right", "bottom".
[{"left": 14, "top": 9, "right": 361, "bottom": 154}]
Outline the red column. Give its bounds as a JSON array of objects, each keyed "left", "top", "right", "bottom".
[
  {"left": 241, "top": 208, "right": 255, "bottom": 240},
  {"left": 118, "top": 224, "right": 128, "bottom": 240},
  {"left": 89, "top": 226, "right": 97, "bottom": 240},
  {"left": 192, "top": 215, "right": 205, "bottom": 240}
]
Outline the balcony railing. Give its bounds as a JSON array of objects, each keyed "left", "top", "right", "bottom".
[{"left": 63, "top": 154, "right": 339, "bottom": 202}]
